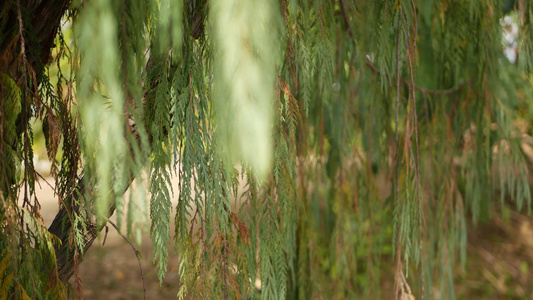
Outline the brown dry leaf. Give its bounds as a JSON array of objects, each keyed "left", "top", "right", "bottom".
[
  {"left": 44, "top": 112, "right": 62, "bottom": 175},
  {"left": 231, "top": 212, "right": 250, "bottom": 245}
]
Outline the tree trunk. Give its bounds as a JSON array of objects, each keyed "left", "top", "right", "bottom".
[{"left": 0, "top": 0, "right": 99, "bottom": 285}]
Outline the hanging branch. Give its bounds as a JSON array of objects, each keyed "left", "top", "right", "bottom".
[
  {"left": 394, "top": 5, "right": 403, "bottom": 300},
  {"left": 404, "top": 0, "right": 424, "bottom": 298},
  {"left": 47, "top": 1, "right": 206, "bottom": 285},
  {"left": 15, "top": 1, "right": 29, "bottom": 295}
]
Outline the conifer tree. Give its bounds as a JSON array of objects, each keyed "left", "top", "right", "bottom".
[{"left": 1, "top": 0, "right": 533, "bottom": 299}]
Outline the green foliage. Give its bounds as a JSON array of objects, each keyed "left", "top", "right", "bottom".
[
  {"left": 76, "top": 0, "right": 127, "bottom": 220},
  {"left": 3, "top": 0, "right": 533, "bottom": 299},
  {"left": 0, "top": 73, "right": 21, "bottom": 197},
  {"left": 210, "top": 0, "right": 282, "bottom": 180}
]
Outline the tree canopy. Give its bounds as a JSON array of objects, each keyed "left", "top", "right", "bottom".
[{"left": 1, "top": 0, "right": 533, "bottom": 299}]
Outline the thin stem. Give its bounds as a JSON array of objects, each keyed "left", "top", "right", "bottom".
[
  {"left": 365, "top": 59, "right": 470, "bottom": 95},
  {"left": 107, "top": 220, "right": 147, "bottom": 300}
]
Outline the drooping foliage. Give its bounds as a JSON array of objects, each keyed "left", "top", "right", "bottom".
[{"left": 1, "top": 0, "right": 533, "bottom": 299}]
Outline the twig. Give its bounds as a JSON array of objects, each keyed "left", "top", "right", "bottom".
[
  {"left": 400, "top": 268, "right": 414, "bottom": 296},
  {"left": 107, "top": 220, "right": 147, "bottom": 300},
  {"left": 102, "top": 225, "right": 109, "bottom": 246},
  {"left": 189, "top": 206, "right": 199, "bottom": 237},
  {"left": 364, "top": 59, "right": 469, "bottom": 95},
  {"left": 34, "top": 170, "right": 78, "bottom": 231},
  {"left": 340, "top": 0, "right": 354, "bottom": 38},
  {"left": 35, "top": 171, "right": 58, "bottom": 197}
]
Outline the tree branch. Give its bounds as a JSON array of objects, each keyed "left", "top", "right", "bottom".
[{"left": 1, "top": 0, "right": 206, "bottom": 288}]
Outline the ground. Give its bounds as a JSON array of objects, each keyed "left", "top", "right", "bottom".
[
  {"left": 37, "top": 174, "right": 183, "bottom": 300},
  {"left": 35, "top": 172, "right": 533, "bottom": 299}
]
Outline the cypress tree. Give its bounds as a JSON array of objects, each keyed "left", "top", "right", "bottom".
[{"left": 1, "top": 0, "right": 532, "bottom": 299}]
